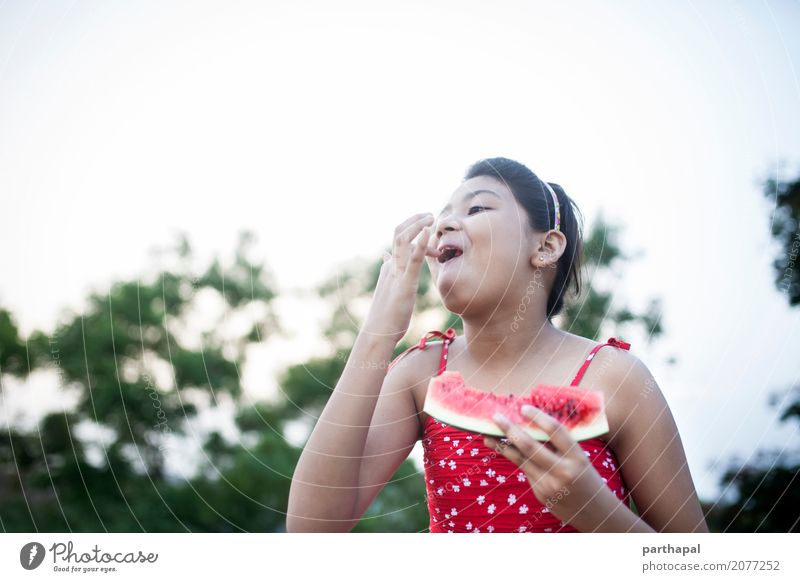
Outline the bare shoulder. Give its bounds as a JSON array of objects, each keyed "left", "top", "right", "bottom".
[
  {"left": 389, "top": 339, "right": 444, "bottom": 384},
  {"left": 564, "top": 335, "right": 660, "bottom": 446},
  {"left": 587, "top": 341, "right": 651, "bottom": 391},
  {"left": 388, "top": 338, "right": 449, "bottom": 428}
]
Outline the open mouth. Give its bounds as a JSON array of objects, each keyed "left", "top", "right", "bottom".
[{"left": 438, "top": 245, "right": 464, "bottom": 264}]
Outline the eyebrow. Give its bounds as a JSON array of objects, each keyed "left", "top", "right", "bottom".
[{"left": 439, "top": 189, "right": 501, "bottom": 215}]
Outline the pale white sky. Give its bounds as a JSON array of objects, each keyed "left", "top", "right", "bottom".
[{"left": 1, "top": 0, "right": 800, "bottom": 500}]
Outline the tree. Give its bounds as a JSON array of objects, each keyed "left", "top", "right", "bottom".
[
  {"left": 702, "top": 171, "right": 800, "bottom": 532},
  {"left": 561, "top": 214, "right": 664, "bottom": 343},
  {"left": 703, "top": 385, "right": 800, "bottom": 532},
  {"left": 0, "top": 231, "right": 286, "bottom": 531},
  {"left": 0, "top": 307, "right": 28, "bottom": 378},
  {"left": 0, "top": 213, "right": 668, "bottom": 532},
  {"left": 764, "top": 172, "right": 800, "bottom": 305}
]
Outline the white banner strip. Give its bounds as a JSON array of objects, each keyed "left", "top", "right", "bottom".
[{"left": 1, "top": 533, "right": 797, "bottom": 580}]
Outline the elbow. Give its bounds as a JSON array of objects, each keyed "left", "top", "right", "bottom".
[
  {"left": 286, "top": 478, "right": 359, "bottom": 532},
  {"left": 285, "top": 515, "right": 305, "bottom": 533},
  {"left": 285, "top": 516, "right": 311, "bottom": 533},
  {"left": 285, "top": 495, "right": 358, "bottom": 533}
]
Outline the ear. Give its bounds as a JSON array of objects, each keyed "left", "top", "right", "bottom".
[{"left": 532, "top": 230, "right": 567, "bottom": 268}]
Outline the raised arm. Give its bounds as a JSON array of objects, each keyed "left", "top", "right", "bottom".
[
  {"left": 286, "top": 213, "right": 441, "bottom": 532},
  {"left": 286, "top": 332, "right": 418, "bottom": 532}
]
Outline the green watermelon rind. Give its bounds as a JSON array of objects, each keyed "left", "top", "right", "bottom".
[{"left": 423, "top": 371, "right": 610, "bottom": 443}]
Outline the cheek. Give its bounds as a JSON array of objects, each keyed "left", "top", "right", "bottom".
[{"left": 479, "top": 219, "right": 529, "bottom": 263}]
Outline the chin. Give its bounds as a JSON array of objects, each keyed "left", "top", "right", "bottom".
[{"left": 436, "top": 274, "right": 479, "bottom": 315}]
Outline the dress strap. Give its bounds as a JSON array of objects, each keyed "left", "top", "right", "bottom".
[
  {"left": 569, "top": 337, "right": 631, "bottom": 386},
  {"left": 386, "top": 327, "right": 457, "bottom": 375}
]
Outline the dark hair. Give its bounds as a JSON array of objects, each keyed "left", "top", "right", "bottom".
[{"left": 463, "top": 156, "right": 583, "bottom": 318}]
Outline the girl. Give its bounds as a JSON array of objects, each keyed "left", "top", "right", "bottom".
[{"left": 287, "top": 157, "right": 708, "bottom": 533}]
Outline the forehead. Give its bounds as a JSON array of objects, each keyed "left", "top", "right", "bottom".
[{"left": 439, "top": 175, "right": 512, "bottom": 214}]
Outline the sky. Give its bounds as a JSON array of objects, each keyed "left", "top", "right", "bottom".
[{"left": 1, "top": 0, "right": 800, "bottom": 501}]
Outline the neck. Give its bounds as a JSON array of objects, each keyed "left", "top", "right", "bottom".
[{"left": 460, "top": 309, "right": 564, "bottom": 369}]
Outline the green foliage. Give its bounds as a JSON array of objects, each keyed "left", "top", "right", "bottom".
[
  {"left": 701, "top": 169, "right": 800, "bottom": 533},
  {"left": 0, "top": 307, "right": 29, "bottom": 377},
  {"left": 0, "top": 215, "right": 669, "bottom": 533},
  {"left": 703, "top": 387, "right": 800, "bottom": 532},
  {"left": 764, "top": 173, "right": 800, "bottom": 305},
  {"left": 280, "top": 356, "right": 347, "bottom": 416},
  {"left": 562, "top": 215, "right": 664, "bottom": 342},
  {"left": 0, "top": 231, "right": 285, "bottom": 532},
  {"left": 170, "top": 430, "right": 302, "bottom": 533}
]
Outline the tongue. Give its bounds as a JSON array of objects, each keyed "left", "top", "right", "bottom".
[{"left": 447, "top": 250, "right": 463, "bottom": 263}]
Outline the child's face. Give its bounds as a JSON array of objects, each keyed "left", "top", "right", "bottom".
[{"left": 427, "top": 175, "right": 540, "bottom": 315}]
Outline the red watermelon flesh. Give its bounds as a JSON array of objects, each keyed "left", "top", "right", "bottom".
[{"left": 423, "top": 370, "right": 609, "bottom": 442}]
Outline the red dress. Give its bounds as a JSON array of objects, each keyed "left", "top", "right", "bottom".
[{"left": 388, "top": 328, "right": 632, "bottom": 533}]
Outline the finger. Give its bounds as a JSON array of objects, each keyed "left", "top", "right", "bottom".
[
  {"left": 484, "top": 436, "right": 545, "bottom": 479},
  {"left": 425, "top": 227, "right": 442, "bottom": 258},
  {"left": 492, "top": 413, "right": 560, "bottom": 468},
  {"left": 404, "top": 225, "right": 433, "bottom": 279},
  {"left": 424, "top": 232, "right": 441, "bottom": 275},
  {"left": 394, "top": 214, "right": 434, "bottom": 269},
  {"left": 394, "top": 213, "right": 432, "bottom": 236},
  {"left": 520, "top": 405, "right": 578, "bottom": 457}
]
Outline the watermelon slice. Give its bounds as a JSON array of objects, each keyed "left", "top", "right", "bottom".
[{"left": 423, "top": 370, "right": 609, "bottom": 442}]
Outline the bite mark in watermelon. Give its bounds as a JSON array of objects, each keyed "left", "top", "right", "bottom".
[{"left": 423, "top": 370, "right": 609, "bottom": 442}]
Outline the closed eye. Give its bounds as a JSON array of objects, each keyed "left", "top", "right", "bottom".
[{"left": 468, "top": 205, "right": 489, "bottom": 215}]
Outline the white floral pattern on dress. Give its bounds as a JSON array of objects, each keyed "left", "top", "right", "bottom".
[{"left": 423, "top": 397, "right": 630, "bottom": 533}]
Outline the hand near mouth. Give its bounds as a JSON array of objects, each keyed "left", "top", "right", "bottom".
[
  {"left": 364, "top": 213, "right": 444, "bottom": 344},
  {"left": 426, "top": 239, "right": 443, "bottom": 259}
]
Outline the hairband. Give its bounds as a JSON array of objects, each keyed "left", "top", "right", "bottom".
[{"left": 542, "top": 180, "right": 561, "bottom": 232}]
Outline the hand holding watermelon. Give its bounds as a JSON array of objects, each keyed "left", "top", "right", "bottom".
[{"left": 485, "top": 407, "right": 629, "bottom": 532}]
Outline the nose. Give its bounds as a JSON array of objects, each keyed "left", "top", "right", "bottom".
[{"left": 435, "top": 212, "right": 460, "bottom": 240}]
